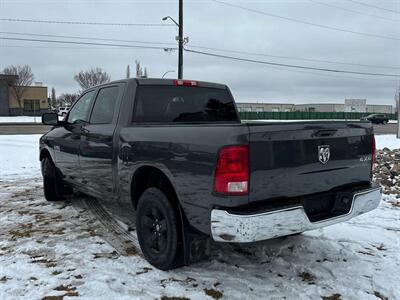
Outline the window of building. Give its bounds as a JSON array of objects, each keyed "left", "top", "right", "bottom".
[
  {"left": 23, "top": 99, "right": 40, "bottom": 112},
  {"left": 90, "top": 86, "right": 119, "bottom": 124}
]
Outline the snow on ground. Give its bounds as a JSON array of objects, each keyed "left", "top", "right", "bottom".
[
  {"left": 375, "top": 135, "right": 400, "bottom": 150},
  {"left": 0, "top": 135, "right": 41, "bottom": 179},
  {"left": 0, "top": 135, "right": 399, "bottom": 300}
]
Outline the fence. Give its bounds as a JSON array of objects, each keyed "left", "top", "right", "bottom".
[{"left": 239, "top": 111, "right": 396, "bottom": 120}]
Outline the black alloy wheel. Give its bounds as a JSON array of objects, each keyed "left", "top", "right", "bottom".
[{"left": 136, "top": 187, "right": 180, "bottom": 270}]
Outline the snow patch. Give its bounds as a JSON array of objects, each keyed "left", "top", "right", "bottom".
[{"left": 375, "top": 135, "right": 400, "bottom": 150}]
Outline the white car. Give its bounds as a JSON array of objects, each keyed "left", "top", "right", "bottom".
[{"left": 57, "top": 107, "right": 70, "bottom": 117}]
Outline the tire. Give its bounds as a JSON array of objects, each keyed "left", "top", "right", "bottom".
[
  {"left": 42, "top": 157, "right": 64, "bottom": 201},
  {"left": 136, "top": 187, "right": 180, "bottom": 270},
  {"left": 383, "top": 120, "right": 388, "bottom": 125}
]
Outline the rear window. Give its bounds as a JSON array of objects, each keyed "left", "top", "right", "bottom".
[{"left": 133, "top": 85, "right": 239, "bottom": 123}]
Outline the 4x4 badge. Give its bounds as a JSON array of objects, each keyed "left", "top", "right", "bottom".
[{"left": 318, "top": 145, "right": 330, "bottom": 164}]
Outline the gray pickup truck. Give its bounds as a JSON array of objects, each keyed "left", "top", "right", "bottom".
[{"left": 40, "top": 78, "right": 381, "bottom": 270}]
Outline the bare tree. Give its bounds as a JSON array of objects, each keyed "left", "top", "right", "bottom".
[
  {"left": 58, "top": 93, "right": 79, "bottom": 106},
  {"left": 135, "top": 61, "right": 149, "bottom": 78},
  {"left": 3, "top": 65, "right": 34, "bottom": 112},
  {"left": 50, "top": 87, "right": 57, "bottom": 108},
  {"left": 135, "top": 60, "right": 143, "bottom": 78},
  {"left": 126, "top": 65, "right": 130, "bottom": 79},
  {"left": 74, "top": 68, "right": 110, "bottom": 90}
]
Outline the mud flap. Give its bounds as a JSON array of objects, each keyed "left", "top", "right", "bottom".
[{"left": 176, "top": 206, "right": 211, "bottom": 267}]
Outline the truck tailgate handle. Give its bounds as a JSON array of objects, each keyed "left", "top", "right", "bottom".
[{"left": 313, "top": 129, "right": 337, "bottom": 137}]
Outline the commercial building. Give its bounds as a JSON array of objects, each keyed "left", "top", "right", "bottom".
[
  {"left": 237, "top": 99, "right": 393, "bottom": 114},
  {"left": 0, "top": 74, "right": 49, "bottom": 116},
  {"left": 236, "top": 103, "right": 294, "bottom": 113}
]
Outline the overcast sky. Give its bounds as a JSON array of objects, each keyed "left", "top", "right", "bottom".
[{"left": 0, "top": 0, "right": 399, "bottom": 105}]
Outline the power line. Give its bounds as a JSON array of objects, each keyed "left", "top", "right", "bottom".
[
  {"left": 185, "top": 48, "right": 400, "bottom": 78},
  {"left": 2, "top": 31, "right": 399, "bottom": 70},
  {"left": 309, "top": 0, "right": 400, "bottom": 22},
  {"left": 0, "top": 37, "right": 177, "bottom": 51},
  {"left": 210, "top": 0, "right": 400, "bottom": 41},
  {"left": 345, "top": 0, "right": 400, "bottom": 14},
  {"left": 187, "top": 45, "right": 400, "bottom": 70},
  {"left": 0, "top": 44, "right": 164, "bottom": 50},
  {"left": 0, "top": 31, "right": 176, "bottom": 46},
  {"left": 0, "top": 17, "right": 174, "bottom": 27}
]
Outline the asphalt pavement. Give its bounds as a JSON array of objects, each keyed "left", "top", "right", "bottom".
[
  {"left": 0, "top": 123, "right": 51, "bottom": 135},
  {"left": 0, "top": 122, "right": 397, "bottom": 135},
  {"left": 371, "top": 123, "right": 398, "bottom": 135}
]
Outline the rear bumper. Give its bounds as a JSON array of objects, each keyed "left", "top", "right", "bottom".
[{"left": 211, "top": 186, "right": 382, "bottom": 243}]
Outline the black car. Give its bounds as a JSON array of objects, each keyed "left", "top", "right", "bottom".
[
  {"left": 39, "top": 78, "right": 381, "bottom": 270},
  {"left": 361, "top": 114, "right": 389, "bottom": 124}
]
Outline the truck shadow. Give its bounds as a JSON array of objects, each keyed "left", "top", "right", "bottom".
[{"left": 71, "top": 193, "right": 353, "bottom": 273}]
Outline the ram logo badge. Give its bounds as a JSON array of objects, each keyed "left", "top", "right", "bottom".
[{"left": 318, "top": 145, "right": 330, "bottom": 164}]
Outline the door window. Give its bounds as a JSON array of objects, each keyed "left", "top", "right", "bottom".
[
  {"left": 67, "top": 91, "right": 95, "bottom": 124},
  {"left": 90, "top": 86, "right": 119, "bottom": 124}
]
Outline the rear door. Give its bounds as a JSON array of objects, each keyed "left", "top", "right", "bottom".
[
  {"left": 247, "top": 122, "right": 374, "bottom": 203},
  {"left": 79, "top": 84, "right": 124, "bottom": 198}
]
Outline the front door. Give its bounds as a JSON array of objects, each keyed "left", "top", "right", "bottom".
[{"left": 53, "top": 90, "right": 96, "bottom": 183}]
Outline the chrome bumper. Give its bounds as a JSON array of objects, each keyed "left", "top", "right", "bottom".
[{"left": 211, "top": 186, "right": 382, "bottom": 243}]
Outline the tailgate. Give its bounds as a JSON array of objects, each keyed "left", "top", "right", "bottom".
[{"left": 247, "top": 121, "right": 374, "bottom": 203}]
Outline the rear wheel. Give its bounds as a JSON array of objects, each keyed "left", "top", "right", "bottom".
[
  {"left": 42, "top": 157, "right": 64, "bottom": 201},
  {"left": 136, "top": 187, "right": 180, "bottom": 270},
  {"left": 382, "top": 120, "right": 388, "bottom": 125}
]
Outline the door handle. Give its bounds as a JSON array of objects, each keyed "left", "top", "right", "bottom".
[{"left": 120, "top": 145, "right": 133, "bottom": 165}]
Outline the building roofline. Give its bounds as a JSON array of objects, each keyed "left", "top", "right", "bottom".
[{"left": 0, "top": 74, "right": 18, "bottom": 84}]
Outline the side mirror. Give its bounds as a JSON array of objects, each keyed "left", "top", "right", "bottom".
[{"left": 42, "top": 113, "right": 60, "bottom": 126}]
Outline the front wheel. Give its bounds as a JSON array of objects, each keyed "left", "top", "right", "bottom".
[
  {"left": 42, "top": 157, "right": 64, "bottom": 201},
  {"left": 382, "top": 120, "right": 388, "bottom": 125},
  {"left": 136, "top": 187, "right": 180, "bottom": 270}
]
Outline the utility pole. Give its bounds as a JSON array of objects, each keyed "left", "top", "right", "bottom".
[
  {"left": 178, "top": 0, "right": 183, "bottom": 79},
  {"left": 397, "top": 84, "right": 400, "bottom": 139},
  {"left": 162, "top": 2, "right": 186, "bottom": 79}
]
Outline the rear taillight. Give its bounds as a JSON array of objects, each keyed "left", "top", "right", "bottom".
[
  {"left": 372, "top": 135, "right": 376, "bottom": 171},
  {"left": 214, "top": 145, "right": 249, "bottom": 195},
  {"left": 173, "top": 80, "right": 198, "bottom": 87}
]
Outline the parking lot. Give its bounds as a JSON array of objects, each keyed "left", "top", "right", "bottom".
[{"left": 0, "top": 134, "right": 399, "bottom": 299}]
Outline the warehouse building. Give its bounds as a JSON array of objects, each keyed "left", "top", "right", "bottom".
[
  {"left": 0, "top": 74, "right": 49, "bottom": 116},
  {"left": 236, "top": 103, "right": 294, "bottom": 113},
  {"left": 237, "top": 99, "right": 393, "bottom": 114}
]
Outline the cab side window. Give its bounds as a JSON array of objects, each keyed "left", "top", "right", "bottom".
[
  {"left": 67, "top": 91, "right": 95, "bottom": 124},
  {"left": 90, "top": 86, "right": 119, "bottom": 124}
]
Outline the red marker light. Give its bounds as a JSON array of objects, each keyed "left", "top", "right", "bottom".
[{"left": 173, "top": 80, "right": 198, "bottom": 87}]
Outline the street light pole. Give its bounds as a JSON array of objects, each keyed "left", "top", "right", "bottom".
[
  {"left": 162, "top": 1, "right": 184, "bottom": 79},
  {"left": 397, "top": 85, "right": 400, "bottom": 139},
  {"left": 162, "top": 70, "right": 175, "bottom": 78},
  {"left": 178, "top": 0, "right": 183, "bottom": 79}
]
